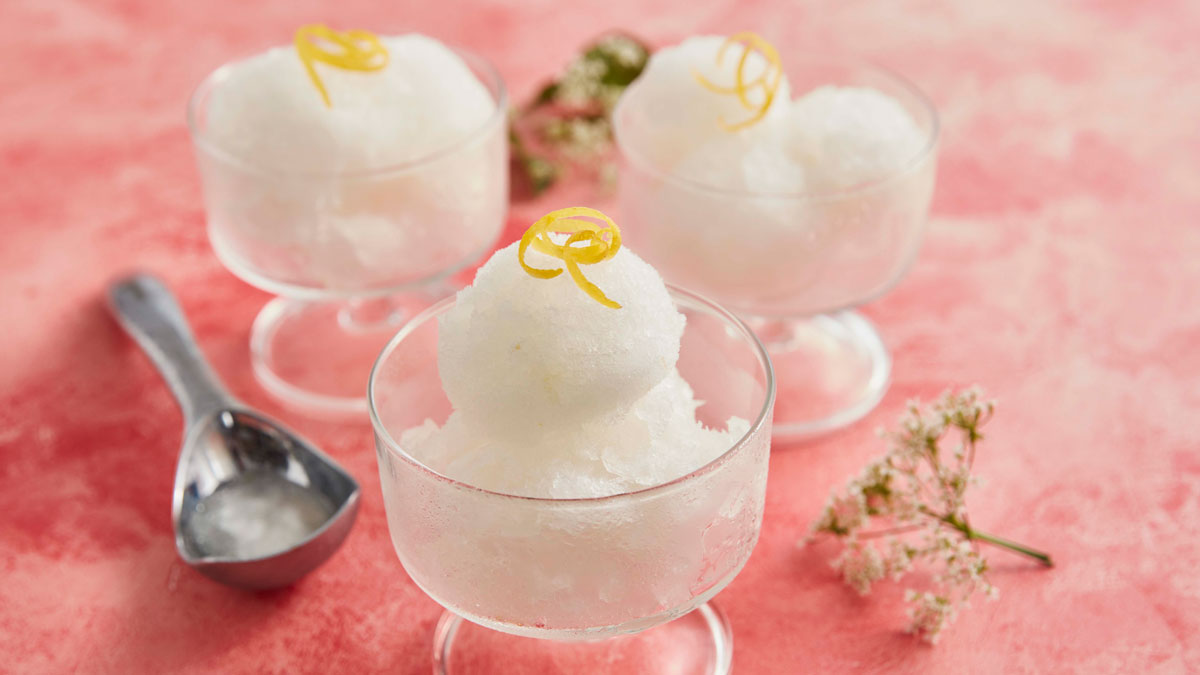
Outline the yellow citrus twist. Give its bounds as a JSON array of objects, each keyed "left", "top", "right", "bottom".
[
  {"left": 518, "top": 207, "right": 624, "bottom": 309},
  {"left": 693, "top": 32, "right": 783, "bottom": 131},
  {"left": 294, "top": 24, "right": 389, "bottom": 107}
]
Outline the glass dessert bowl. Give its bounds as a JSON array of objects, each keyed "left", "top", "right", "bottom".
[
  {"left": 370, "top": 208, "right": 774, "bottom": 673},
  {"left": 188, "top": 26, "right": 508, "bottom": 415},
  {"left": 613, "top": 35, "right": 939, "bottom": 440}
]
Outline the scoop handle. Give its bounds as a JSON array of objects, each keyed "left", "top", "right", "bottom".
[{"left": 108, "top": 274, "right": 233, "bottom": 423}]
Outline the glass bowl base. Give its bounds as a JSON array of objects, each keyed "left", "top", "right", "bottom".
[
  {"left": 250, "top": 295, "right": 429, "bottom": 417},
  {"left": 754, "top": 309, "right": 891, "bottom": 441},
  {"left": 432, "top": 602, "right": 732, "bottom": 674}
]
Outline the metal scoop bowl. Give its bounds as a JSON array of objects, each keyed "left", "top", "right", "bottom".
[{"left": 108, "top": 274, "right": 360, "bottom": 589}]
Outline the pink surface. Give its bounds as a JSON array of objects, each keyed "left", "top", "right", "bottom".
[{"left": 2, "top": 0, "right": 1198, "bottom": 672}]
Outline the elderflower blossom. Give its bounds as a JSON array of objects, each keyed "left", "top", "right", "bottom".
[
  {"left": 835, "top": 542, "right": 887, "bottom": 595},
  {"left": 510, "top": 33, "right": 650, "bottom": 196},
  {"left": 805, "top": 388, "right": 1049, "bottom": 644},
  {"left": 905, "top": 591, "right": 956, "bottom": 645}
]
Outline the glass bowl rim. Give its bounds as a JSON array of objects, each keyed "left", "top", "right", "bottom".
[
  {"left": 186, "top": 43, "right": 508, "bottom": 180},
  {"left": 612, "top": 53, "right": 940, "bottom": 201},
  {"left": 367, "top": 284, "right": 776, "bottom": 504}
]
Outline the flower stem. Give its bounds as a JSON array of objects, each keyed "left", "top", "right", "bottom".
[
  {"left": 940, "top": 514, "right": 1054, "bottom": 567},
  {"left": 965, "top": 528, "right": 1054, "bottom": 567}
]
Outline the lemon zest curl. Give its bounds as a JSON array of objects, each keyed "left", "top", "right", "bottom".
[
  {"left": 294, "top": 24, "right": 389, "bottom": 108},
  {"left": 692, "top": 32, "right": 783, "bottom": 131},
  {"left": 518, "top": 207, "right": 623, "bottom": 309}
]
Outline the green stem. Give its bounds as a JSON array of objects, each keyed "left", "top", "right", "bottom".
[
  {"left": 942, "top": 514, "right": 1054, "bottom": 567},
  {"left": 966, "top": 528, "right": 1055, "bottom": 567}
]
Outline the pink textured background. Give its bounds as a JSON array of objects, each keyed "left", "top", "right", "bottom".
[{"left": 2, "top": 0, "right": 1197, "bottom": 672}]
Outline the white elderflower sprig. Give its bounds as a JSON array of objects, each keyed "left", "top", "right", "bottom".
[
  {"left": 509, "top": 33, "right": 650, "bottom": 197},
  {"left": 807, "top": 388, "right": 1051, "bottom": 643}
]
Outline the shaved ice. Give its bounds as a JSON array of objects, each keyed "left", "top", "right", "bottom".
[
  {"left": 194, "top": 32, "right": 506, "bottom": 291},
  {"left": 616, "top": 36, "right": 927, "bottom": 192},
  {"left": 403, "top": 217, "right": 749, "bottom": 498},
  {"left": 206, "top": 33, "right": 495, "bottom": 172},
  {"left": 438, "top": 240, "right": 684, "bottom": 435},
  {"left": 674, "top": 131, "right": 807, "bottom": 194},
  {"left": 784, "top": 86, "right": 926, "bottom": 190},
  {"left": 613, "top": 34, "right": 937, "bottom": 316},
  {"left": 617, "top": 35, "right": 792, "bottom": 168}
]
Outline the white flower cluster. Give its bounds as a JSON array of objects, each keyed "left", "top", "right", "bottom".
[
  {"left": 807, "top": 388, "right": 1010, "bottom": 644},
  {"left": 555, "top": 34, "right": 648, "bottom": 109},
  {"left": 544, "top": 116, "right": 613, "bottom": 159},
  {"left": 555, "top": 57, "right": 611, "bottom": 106},
  {"left": 511, "top": 33, "right": 650, "bottom": 196}
]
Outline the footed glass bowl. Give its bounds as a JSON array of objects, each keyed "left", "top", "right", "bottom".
[
  {"left": 614, "top": 56, "right": 938, "bottom": 441},
  {"left": 370, "top": 287, "right": 774, "bottom": 674},
  {"left": 188, "top": 47, "right": 508, "bottom": 416}
]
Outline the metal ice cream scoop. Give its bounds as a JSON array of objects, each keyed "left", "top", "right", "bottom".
[{"left": 108, "top": 274, "right": 359, "bottom": 589}]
